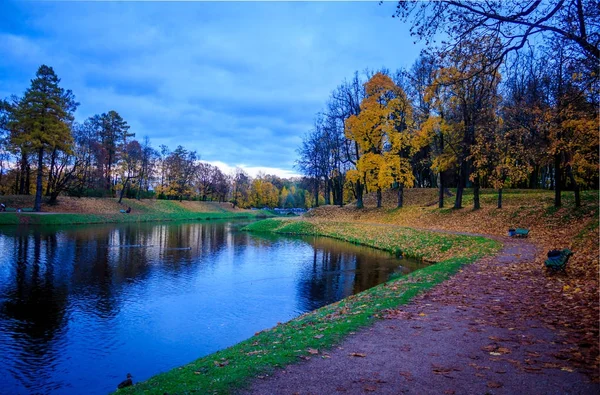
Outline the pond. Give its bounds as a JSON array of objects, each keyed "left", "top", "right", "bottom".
[{"left": 0, "top": 220, "right": 425, "bottom": 394}]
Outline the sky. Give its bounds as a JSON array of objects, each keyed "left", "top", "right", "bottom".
[{"left": 0, "top": 0, "right": 423, "bottom": 178}]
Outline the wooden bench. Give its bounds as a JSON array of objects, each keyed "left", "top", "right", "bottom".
[
  {"left": 545, "top": 249, "right": 573, "bottom": 272},
  {"left": 508, "top": 228, "right": 530, "bottom": 238}
]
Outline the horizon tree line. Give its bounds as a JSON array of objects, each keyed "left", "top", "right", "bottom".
[{"left": 0, "top": 65, "right": 314, "bottom": 211}]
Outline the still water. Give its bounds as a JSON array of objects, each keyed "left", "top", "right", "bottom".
[{"left": 0, "top": 220, "right": 424, "bottom": 394}]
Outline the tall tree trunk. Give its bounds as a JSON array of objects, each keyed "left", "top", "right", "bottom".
[
  {"left": 25, "top": 164, "right": 31, "bottom": 195},
  {"left": 497, "top": 188, "right": 503, "bottom": 209},
  {"left": 376, "top": 188, "right": 382, "bottom": 208},
  {"left": 438, "top": 171, "right": 444, "bottom": 208},
  {"left": 34, "top": 148, "right": 44, "bottom": 212},
  {"left": 567, "top": 165, "right": 581, "bottom": 208},
  {"left": 332, "top": 176, "right": 342, "bottom": 207},
  {"left": 529, "top": 165, "right": 539, "bottom": 189},
  {"left": 554, "top": 153, "right": 562, "bottom": 207},
  {"left": 313, "top": 177, "right": 319, "bottom": 207},
  {"left": 473, "top": 176, "right": 481, "bottom": 210},
  {"left": 324, "top": 176, "right": 331, "bottom": 205},
  {"left": 106, "top": 154, "right": 113, "bottom": 193},
  {"left": 19, "top": 152, "right": 27, "bottom": 195},
  {"left": 356, "top": 179, "right": 364, "bottom": 209},
  {"left": 118, "top": 177, "right": 130, "bottom": 204},
  {"left": 397, "top": 184, "right": 404, "bottom": 208},
  {"left": 454, "top": 160, "right": 467, "bottom": 209},
  {"left": 48, "top": 191, "right": 60, "bottom": 205},
  {"left": 46, "top": 148, "right": 57, "bottom": 196}
]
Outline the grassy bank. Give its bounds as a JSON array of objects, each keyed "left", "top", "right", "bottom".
[
  {"left": 119, "top": 220, "right": 500, "bottom": 395},
  {"left": 306, "top": 189, "right": 599, "bottom": 278},
  {"left": 0, "top": 197, "right": 272, "bottom": 225},
  {"left": 0, "top": 210, "right": 270, "bottom": 226}
]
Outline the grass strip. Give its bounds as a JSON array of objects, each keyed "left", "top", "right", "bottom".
[
  {"left": 120, "top": 219, "right": 500, "bottom": 395},
  {"left": 0, "top": 210, "right": 273, "bottom": 226}
]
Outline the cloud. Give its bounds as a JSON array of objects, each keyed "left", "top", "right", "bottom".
[
  {"left": 0, "top": 1, "right": 422, "bottom": 177},
  {"left": 204, "top": 160, "right": 301, "bottom": 179}
]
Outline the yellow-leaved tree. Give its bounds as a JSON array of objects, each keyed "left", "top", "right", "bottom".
[{"left": 345, "top": 72, "right": 415, "bottom": 208}]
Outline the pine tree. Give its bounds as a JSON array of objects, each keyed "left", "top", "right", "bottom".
[{"left": 14, "top": 65, "right": 77, "bottom": 211}]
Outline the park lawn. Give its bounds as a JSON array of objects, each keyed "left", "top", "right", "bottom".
[{"left": 118, "top": 220, "right": 500, "bottom": 395}]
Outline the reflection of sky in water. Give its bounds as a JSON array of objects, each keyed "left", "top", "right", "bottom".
[{"left": 0, "top": 221, "right": 424, "bottom": 395}]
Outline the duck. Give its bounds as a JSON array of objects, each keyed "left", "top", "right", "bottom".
[{"left": 117, "top": 373, "right": 133, "bottom": 390}]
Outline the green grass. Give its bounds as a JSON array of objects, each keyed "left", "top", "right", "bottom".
[
  {"left": 120, "top": 220, "right": 500, "bottom": 395},
  {"left": 0, "top": 210, "right": 273, "bottom": 226},
  {"left": 243, "top": 219, "right": 497, "bottom": 263}
]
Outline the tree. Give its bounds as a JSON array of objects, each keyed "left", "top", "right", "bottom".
[
  {"left": 45, "top": 134, "right": 84, "bottom": 204},
  {"left": 67, "top": 121, "right": 97, "bottom": 197},
  {"left": 428, "top": 38, "right": 502, "bottom": 209},
  {"left": 212, "top": 167, "right": 229, "bottom": 202},
  {"left": 231, "top": 167, "right": 250, "bottom": 208},
  {"left": 402, "top": 55, "right": 439, "bottom": 190},
  {"left": 0, "top": 100, "right": 14, "bottom": 193},
  {"left": 137, "top": 136, "right": 158, "bottom": 199},
  {"left": 329, "top": 73, "right": 367, "bottom": 207},
  {"left": 160, "top": 146, "right": 198, "bottom": 201},
  {"left": 117, "top": 140, "right": 142, "bottom": 203},
  {"left": 345, "top": 72, "right": 415, "bottom": 208},
  {"left": 249, "top": 177, "right": 279, "bottom": 208},
  {"left": 297, "top": 121, "right": 327, "bottom": 207},
  {"left": 381, "top": 79, "right": 415, "bottom": 208},
  {"left": 471, "top": 124, "right": 532, "bottom": 208},
  {"left": 4, "top": 96, "right": 34, "bottom": 195},
  {"left": 395, "top": 0, "right": 599, "bottom": 65},
  {"left": 10, "top": 65, "right": 78, "bottom": 211},
  {"left": 95, "top": 110, "right": 132, "bottom": 193}
]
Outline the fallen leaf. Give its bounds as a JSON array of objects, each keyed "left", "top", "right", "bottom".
[
  {"left": 349, "top": 352, "right": 367, "bottom": 358},
  {"left": 487, "top": 381, "right": 503, "bottom": 388}
]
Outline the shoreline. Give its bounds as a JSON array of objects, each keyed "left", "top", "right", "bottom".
[{"left": 118, "top": 220, "right": 500, "bottom": 394}]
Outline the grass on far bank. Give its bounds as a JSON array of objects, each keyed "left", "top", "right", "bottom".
[
  {"left": 119, "top": 220, "right": 500, "bottom": 395},
  {"left": 0, "top": 208, "right": 273, "bottom": 226},
  {"left": 0, "top": 195, "right": 277, "bottom": 225}
]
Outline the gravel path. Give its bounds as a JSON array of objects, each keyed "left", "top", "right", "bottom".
[{"left": 241, "top": 237, "right": 598, "bottom": 395}]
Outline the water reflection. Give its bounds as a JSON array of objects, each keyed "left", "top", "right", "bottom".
[{"left": 0, "top": 221, "right": 424, "bottom": 394}]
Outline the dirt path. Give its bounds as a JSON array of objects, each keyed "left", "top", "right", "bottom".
[{"left": 241, "top": 236, "right": 599, "bottom": 394}]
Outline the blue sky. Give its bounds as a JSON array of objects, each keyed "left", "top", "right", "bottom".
[{"left": 0, "top": 1, "right": 423, "bottom": 177}]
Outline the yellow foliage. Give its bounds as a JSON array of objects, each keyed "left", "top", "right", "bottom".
[{"left": 345, "top": 72, "right": 416, "bottom": 198}]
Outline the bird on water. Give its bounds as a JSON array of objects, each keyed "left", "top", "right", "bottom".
[{"left": 117, "top": 373, "right": 133, "bottom": 390}]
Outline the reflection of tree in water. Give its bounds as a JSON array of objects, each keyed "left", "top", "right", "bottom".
[
  {"left": 71, "top": 227, "right": 121, "bottom": 320},
  {"left": 0, "top": 229, "right": 69, "bottom": 391},
  {"left": 295, "top": 237, "right": 407, "bottom": 313},
  {"left": 296, "top": 248, "right": 351, "bottom": 312},
  {"left": 154, "top": 222, "right": 228, "bottom": 273}
]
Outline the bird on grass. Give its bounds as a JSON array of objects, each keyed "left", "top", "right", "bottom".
[{"left": 117, "top": 373, "right": 133, "bottom": 390}]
